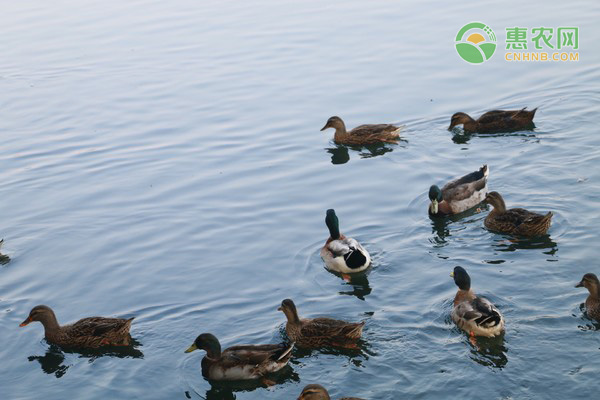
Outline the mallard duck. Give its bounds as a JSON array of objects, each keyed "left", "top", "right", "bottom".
[
  {"left": 429, "top": 165, "right": 489, "bottom": 216},
  {"left": 484, "top": 191, "right": 552, "bottom": 236},
  {"left": 278, "top": 299, "right": 364, "bottom": 348},
  {"left": 448, "top": 108, "right": 537, "bottom": 133},
  {"left": 298, "top": 384, "right": 364, "bottom": 400},
  {"left": 320, "top": 116, "right": 402, "bottom": 145},
  {"left": 575, "top": 273, "right": 600, "bottom": 321},
  {"left": 184, "top": 333, "right": 293, "bottom": 381},
  {"left": 320, "top": 209, "right": 371, "bottom": 274},
  {"left": 19, "top": 305, "right": 134, "bottom": 348},
  {"left": 450, "top": 266, "right": 504, "bottom": 338}
]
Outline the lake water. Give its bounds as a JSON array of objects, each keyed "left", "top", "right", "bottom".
[{"left": 1, "top": 0, "right": 600, "bottom": 399}]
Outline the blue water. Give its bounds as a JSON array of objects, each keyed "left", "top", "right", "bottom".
[{"left": 1, "top": 0, "right": 600, "bottom": 399}]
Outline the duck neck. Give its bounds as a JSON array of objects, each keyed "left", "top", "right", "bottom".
[
  {"left": 203, "top": 340, "right": 222, "bottom": 359},
  {"left": 38, "top": 312, "right": 61, "bottom": 338},
  {"left": 333, "top": 122, "right": 348, "bottom": 141},
  {"left": 283, "top": 307, "right": 301, "bottom": 325},
  {"left": 588, "top": 285, "right": 600, "bottom": 300},
  {"left": 454, "top": 289, "right": 475, "bottom": 305},
  {"left": 463, "top": 117, "right": 478, "bottom": 132},
  {"left": 489, "top": 197, "right": 507, "bottom": 215}
]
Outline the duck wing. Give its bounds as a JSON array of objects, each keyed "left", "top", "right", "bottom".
[
  {"left": 457, "top": 297, "right": 503, "bottom": 329},
  {"left": 350, "top": 124, "right": 400, "bottom": 136},
  {"left": 301, "top": 318, "right": 364, "bottom": 340},
  {"left": 223, "top": 343, "right": 293, "bottom": 365},
  {"left": 442, "top": 165, "right": 488, "bottom": 202},
  {"left": 68, "top": 317, "right": 133, "bottom": 337},
  {"left": 496, "top": 208, "right": 544, "bottom": 227},
  {"left": 327, "top": 238, "right": 368, "bottom": 269},
  {"left": 477, "top": 109, "right": 525, "bottom": 123}
]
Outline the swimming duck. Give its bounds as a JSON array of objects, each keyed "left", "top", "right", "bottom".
[
  {"left": 184, "top": 333, "right": 293, "bottom": 382},
  {"left": 450, "top": 266, "right": 504, "bottom": 338},
  {"left": 320, "top": 209, "right": 371, "bottom": 274},
  {"left": 19, "top": 305, "right": 134, "bottom": 348},
  {"left": 575, "top": 273, "right": 600, "bottom": 321},
  {"left": 448, "top": 108, "right": 537, "bottom": 134},
  {"left": 429, "top": 165, "right": 489, "bottom": 216},
  {"left": 298, "top": 384, "right": 364, "bottom": 400},
  {"left": 278, "top": 299, "right": 364, "bottom": 348},
  {"left": 320, "top": 116, "right": 402, "bottom": 145},
  {"left": 484, "top": 191, "right": 552, "bottom": 236}
]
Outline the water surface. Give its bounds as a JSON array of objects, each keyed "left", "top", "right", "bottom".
[{"left": 1, "top": 0, "right": 600, "bottom": 399}]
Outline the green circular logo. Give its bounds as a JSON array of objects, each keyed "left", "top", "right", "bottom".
[{"left": 455, "top": 22, "right": 496, "bottom": 64}]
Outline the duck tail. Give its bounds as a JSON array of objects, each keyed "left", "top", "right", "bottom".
[
  {"left": 276, "top": 342, "right": 294, "bottom": 361},
  {"left": 530, "top": 107, "right": 538, "bottom": 119},
  {"left": 481, "top": 164, "right": 489, "bottom": 178}
]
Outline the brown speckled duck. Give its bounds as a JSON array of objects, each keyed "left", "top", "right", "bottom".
[
  {"left": 298, "top": 384, "right": 364, "bottom": 400},
  {"left": 320, "top": 116, "right": 402, "bottom": 145},
  {"left": 576, "top": 273, "right": 600, "bottom": 321},
  {"left": 184, "top": 333, "right": 294, "bottom": 382},
  {"left": 484, "top": 191, "right": 552, "bottom": 236},
  {"left": 278, "top": 299, "right": 364, "bottom": 349},
  {"left": 448, "top": 108, "right": 537, "bottom": 133},
  {"left": 20, "top": 305, "right": 134, "bottom": 348}
]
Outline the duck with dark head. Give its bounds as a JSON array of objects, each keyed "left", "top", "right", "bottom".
[{"left": 449, "top": 108, "right": 537, "bottom": 134}]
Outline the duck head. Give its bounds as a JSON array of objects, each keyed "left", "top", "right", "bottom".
[
  {"left": 278, "top": 299, "right": 300, "bottom": 323},
  {"left": 428, "top": 185, "right": 443, "bottom": 215},
  {"left": 484, "top": 191, "right": 507, "bottom": 213},
  {"left": 320, "top": 116, "right": 346, "bottom": 133},
  {"left": 576, "top": 273, "right": 600, "bottom": 296},
  {"left": 20, "top": 305, "right": 57, "bottom": 327},
  {"left": 449, "top": 112, "right": 474, "bottom": 130},
  {"left": 298, "top": 384, "right": 331, "bottom": 400},
  {"left": 325, "top": 209, "right": 341, "bottom": 239},
  {"left": 450, "top": 266, "right": 471, "bottom": 291},
  {"left": 185, "top": 333, "right": 222, "bottom": 357}
]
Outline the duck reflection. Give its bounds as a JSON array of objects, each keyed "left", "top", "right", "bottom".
[
  {"left": 28, "top": 339, "right": 143, "bottom": 378},
  {"left": 334, "top": 272, "right": 373, "bottom": 300},
  {"left": 467, "top": 335, "right": 508, "bottom": 369},
  {"left": 429, "top": 204, "right": 488, "bottom": 243},
  {"left": 326, "top": 140, "right": 406, "bottom": 165},
  {"left": 202, "top": 366, "right": 299, "bottom": 400},
  {"left": 492, "top": 234, "right": 558, "bottom": 254},
  {"left": 0, "top": 239, "right": 9, "bottom": 265},
  {"left": 451, "top": 129, "right": 537, "bottom": 145}
]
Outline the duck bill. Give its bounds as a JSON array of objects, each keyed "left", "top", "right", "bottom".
[
  {"left": 184, "top": 343, "right": 198, "bottom": 353},
  {"left": 19, "top": 317, "right": 32, "bottom": 327},
  {"left": 575, "top": 281, "right": 584, "bottom": 288},
  {"left": 277, "top": 306, "right": 282, "bottom": 311},
  {"left": 320, "top": 124, "right": 329, "bottom": 131},
  {"left": 430, "top": 199, "right": 439, "bottom": 215},
  {"left": 449, "top": 271, "right": 454, "bottom": 278}
]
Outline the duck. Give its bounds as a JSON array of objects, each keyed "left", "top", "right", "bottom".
[
  {"left": 575, "top": 273, "right": 600, "bottom": 321},
  {"left": 484, "top": 191, "right": 552, "bottom": 236},
  {"left": 320, "top": 209, "right": 371, "bottom": 274},
  {"left": 450, "top": 266, "right": 504, "bottom": 338},
  {"left": 184, "top": 333, "right": 293, "bottom": 382},
  {"left": 278, "top": 299, "right": 364, "bottom": 349},
  {"left": 429, "top": 165, "right": 489, "bottom": 216},
  {"left": 298, "top": 384, "right": 364, "bottom": 400},
  {"left": 19, "top": 305, "right": 134, "bottom": 348},
  {"left": 320, "top": 116, "right": 402, "bottom": 145},
  {"left": 448, "top": 108, "right": 537, "bottom": 134}
]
